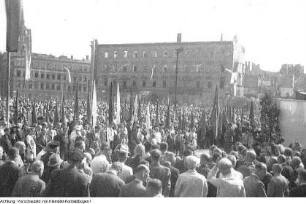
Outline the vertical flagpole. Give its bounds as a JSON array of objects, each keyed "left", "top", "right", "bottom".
[{"left": 6, "top": 52, "right": 11, "bottom": 127}]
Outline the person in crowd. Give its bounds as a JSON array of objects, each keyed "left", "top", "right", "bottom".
[
  {"left": 91, "top": 142, "right": 111, "bottom": 174},
  {"left": 267, "top": 163, "right": 289, "bottom": 197},
  {"left": 40, "top": 141, "right": 60, "bottom": 168},
  {"left": 243, "top": 162, "right": 267, "bottom": 197},
  {"left": 237, "top": 149, "right": 257, "bottom": 178},
  {"left": 44, "top": 149, "right": 90, "bottom": 197},
  {"left": 12, "top": 160, "right": 45, "bottom": 197},
  {"left": 126, "top": 143, "right": 146, "bottom": 172},
  {"left": 149, "top": 149, "right": 171, "bottom": 197},
  {"left": 146, "top": 179, "right": 163, "bottom": 197},
  {"left": 42, "top": 153, "right": 63, "bottom": 183},
  {"left": 0, "top": 146, "right": 4, "bottom": 166},
  {"left": 162, "top": 151, "right": 179, "bottom": 197},
  {"left": 174, "top": 155, "right": 208, "bottom": 197},
  {"left": 119, "top": 164, "right": 150, "bottom": 197},
  {"left": 0, "top": 127, "right": 12, "bottom": 155},
  {"left": 207, "top": 158, "right": 246, "bottom": 197},
  {"left": 174, "top": 148, "right": 193, "bottom": 174},
  {"left": 289, "top": 169, "right": 306, "bottom": 197},
  {"left": 0, "top": 147, "right": 23, "bottom": 196},
  {"left": 90, "top": 162, "right": 125, "bottom": 197}
]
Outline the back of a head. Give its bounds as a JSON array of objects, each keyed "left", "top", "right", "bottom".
[
  {"left": 134, "top": 144, "right": 145, "bottom": 156},
  {"left": 144, "top": 142, "right": 152, "bottom": 153},
  {"left": 135, "top": 164, "right": 149, "bottom": 175},
  {"left": 227, "top": 155, "right": 237, "bottom": 167},
  {"left": 284, "top": 148, "right": 293, "bottom": 157},
  {"left": 218, "top": 158, "right": 232, "bottom": 171},
  {"left": 272, "top": 163, "right": 283, "bottom": 175},
  {"left": 159, "top": 142, "right": 168, "bottom": 152},
  {"left": 100, "top": 142, "right": 110, "bottom": 152},
  {"left": 277, "top": 155, "right": 286, "bottom": 164},
  {"left": 298, "top": 169, "right": 306, "bottom": 182},
  {"left": 117, "top": 150, "right": 128, "bottom": 162},
  {"left": 110, "top": 162, "right": 123, "bottom": 173},
  {"left": 146, "top": 179, "right": 162, "bottom": 197},
  {"left": 246, "top": 149, "right": 257, "bottom": 162},
  {"left": 7, "top": 147, "right": 19, "bottom": 161},
  {"left": 186, "top": 156, "right": 200, "bottom": 170},
  {"left": 255, "top": 162, "right": 267, "bottom": 172},
  {"left": 31, "top": 160, "right": 44, "bottom": 174},
  {"left": 200, "top": 153, "right": 211, "bottom": 164},
  {"left": 291, "top": 156, "right": 302, "bottom": 168},
  {"left": 151, "top": 149, "right": 161, "bottom": 161},
  {"left": 164, "top": 152, "right": 175, "bottom": 165},
  {"left": 183, "top": 149, "right": 193, "bottom": 158}
]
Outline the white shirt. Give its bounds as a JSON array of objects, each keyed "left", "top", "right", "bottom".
[{"left": 91, "top": 154, "right": 110, "bottom": 174}]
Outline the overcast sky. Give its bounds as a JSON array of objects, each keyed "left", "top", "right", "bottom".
[{"left": 0, "top": 0, "right": 305, "bottom": 72}]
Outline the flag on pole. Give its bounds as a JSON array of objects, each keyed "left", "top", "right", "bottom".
[
  {"left": 146, "top": 102, "right": 151, "bottom": 133},
  {"left": 73, "top": 81, "right": 79, "bottom": 122},
  {"left": 108, "top": 81, "right": 113, "bottom": 125},
  {"left": 5, "top": 0, "right": 23, "bottom": 52},
  {"left": 165, "top": 96, "right": 171, "bottom": 129},
  {"left": 63, "top": 67, "right": 72, "bottom": 83},
  {"left": 137, "top": 96, "right": 141, "bottom": 122},
  {"left": 92, "top": 81, "right": 98, "bottom": 127},
  {"left": 86, "top": 82, "right": 92, "bottom": 126},
  {"left": 45, "top": 104, "right": 50, "bottom": 124},
  {"left": 210, "top": 85, "right": 219, "bottom": 140},
  {"left": 133, "top": 94, "right": 138, "bottom": 123},
  {"left": 156, "top": 99, "right": 160, "bottom": 126},
  {"left": 53, "top": 102, "right": 59, "bottom": 126},
  {"left": 190, "top": 108, "right": 195, "bottom": 128},
  {"left": 24, "top": 28, "right": 31, "bottom": 81},
  {"left": 61, "top": 93, "right": 65, "bottom": 123},
  {"left": 129, "top": 87, "right": 133, "bottom": 122},
  {"left": 199, "top": 110, "right": 207, "bottom": 148},
  {"left": 249, "top": 100, "right": 255, "bottom": 130},
  {"left": 116, "top": 82, "right": 121, "bottom": 124},
  {"left": 31, "top": 102, "right": 37, "bottom": 125},
  {"left": 182, "top": 108, "right": 186, "bottom": 132},
  {"left": 14, "top": 91, "right": 19, "bottom": 124}
]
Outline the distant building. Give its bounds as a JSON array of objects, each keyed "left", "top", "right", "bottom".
[
  {"left": 94, "top": 36, "right": 245, "bottom": 105},
  {"left": 0, "top": 28, "right": 91, "bottom": 99}
]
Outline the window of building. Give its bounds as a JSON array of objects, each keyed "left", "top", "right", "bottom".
[
  {"left": 83, "top": 87, "right": 87, "bottom": 92},
  {"left": 153, "top": 81, "right": 157, "bottom": 87},
  {"left": 207, "top": 81, "right": 212, "bottom": 89},
  {"left": 16, "top": 70, "right": 21, "bottom": 77},
  {"left": 143, "top": 51, "right": 148, "bottom": 58},
  {"left": 163, "top": 50, "right": 168, "bottom": 57},
  {"left": 34, "top": 83, "right": 38, "bottom": 89},
  {"left": 47, "top": 74, "right": 50, "bottom": 79},
  {"left": 41, "top": 73, "right": 44, "bottom": 79},
  {"left": 114, "top": 51, "right": 117, "bottom": 58},
  {"left": 196, "top": 81, "right": 200, "bottom": 89},
  {"left": 104, "top": 79, "right": 108, "bottom": 86},
  {"left": 68, "top": 86, "right": 71, "bottom": 92},
  {"left": 52, "top": 74, "right": 55, "bottom": 80},
  {"left": 123, "top": 81, "right": 127, "bottom": 89},
  {"left": 35, "top": 72, "right": 39, "bottom": 78},
  {"left": 143, "top": 81, "right": 146, "bottom": 87},
  {"left": 123, "top": 65, "right": 127, "bottom": 72},
  {"left": 153, "top": 51, "right": 157, "bottom": 58},
  {"left": 220, "top": 77, "right": 225, "bottom": 89},
  {"left": 57, "top": 85, "right": 61, "bottom": 90},
  {"left": 123, "top": 51, "right": 128, "bottom": 58},
  {"left": 79, "top": 76, "right": 82, "bottom": 81},
  {"left": 41, "top": 83, "right": 44, "bottom": 90},
  {"left": 46, "top": 84, "right": 49, "bottom": 90},
  {"left": 133, "top": 65, "right": 137, "bottom": 73},
  {"left": 63, "top": 75, "right": 66, "bottom": 81},
  {"left": 57, "top": 74, "right": 61, "bottom": 80},
  {"left": 104, "top": 52, "right": 108, "bottom": 58},
  {"left": 133, "top": 81, "right": 137, "bottom": 87},
  {"left": 163, "top": 81, "right": 167, "bottom": 88},
  {"left": 79, "top": 85, "right": 81, "bottom": 91},
  {"left": 84, "top": 76, "right": 87, "bottom": 82},
  {"left": 164, "top": 65, "right": 167, "bottom": 73},
  {"left": 51, "top": 84, "right": 55, "bottom": 90},
  {"left": 133, "top": 51, "right": 138, "bottom": 58}
]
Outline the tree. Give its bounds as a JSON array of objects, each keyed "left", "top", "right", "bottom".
[{"left": 257, "top": 91, "right": 283, "bottom": 145}]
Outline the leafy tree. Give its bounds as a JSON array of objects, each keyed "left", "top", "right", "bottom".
[{"left": 257, "top": 91, "right": 283, "bottom": 146}]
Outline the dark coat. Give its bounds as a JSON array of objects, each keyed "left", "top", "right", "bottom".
[
  {"left": 90, "top": 172, "right": 125, "bottom": 197},
  {"left": 0, "top": 161, "right": 22, "bottom": 197},
  {"left": 149, "top": 162, "right": 171, "bottom": 197},
  {"left": 44, "top": 166, "right": 90, "bottom": 197},
  {"left": 289, "top": 184, "right": 306, "bottom": 197},
  {"left": 168, "top": 165, "right": 179, "bottom": 197},
  {"left": 119, "top": 179, "right": 147, "bottom": 197}
]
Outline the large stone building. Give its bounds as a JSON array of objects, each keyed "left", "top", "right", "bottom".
[
  {"left": 0, "top": 28, "right": 91, "bottom": 100},
  {"left": 94, "top": 36, "right": 246, "bottom": 105}
]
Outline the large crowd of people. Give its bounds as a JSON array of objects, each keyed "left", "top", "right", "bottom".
[{"left": 0, "top": 96, "right": 306, "bottom": 197}]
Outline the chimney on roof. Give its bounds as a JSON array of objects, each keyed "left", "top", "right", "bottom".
[
  {"left": 177, "top": 33, "right": 181, "bottom": 43},
  {"left": 220, "top": 33, "right": 223, "bottom": 41},
  {"left": 71, "top": 55, "right": 73, "bottom": 60}
]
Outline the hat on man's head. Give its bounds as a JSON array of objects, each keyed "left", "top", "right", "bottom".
[
  {"left": 68, "top": 149, "right": 84, "bottom": 163},
  {"left": 115, "top": 144, "right": 129, "bottom": 154},
  {"left": 47, "top": 141, "right": 60, "bottom": 149},
  {"left": 47, "top": 153, "right": 63, "bottom": 167}
]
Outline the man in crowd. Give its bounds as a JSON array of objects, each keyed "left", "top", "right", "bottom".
[
  {"left": 174, "top": 155, "right": 208, "bottom": 197},
  {"left": 90, "top": 162, "right": 125, "bottom": 197},
  {"left": 289, "top": 169, "right": 306, "bottom": 197},
  {"left": 267, "top": 163, "right": 289, "bottom": 197},
  {"left": 12, "top": 160, "right": 45, "bottom": 197},
  {"left": 45, "top": 149, "right": 90, "bottom": 197},
  {"left": 146, "top": 179, "right": 163, "bottom": 197},
  {"left": 243, "top": 162, "right": 267, "bottom": 197},
  {"left": 91, "top": 142, "right": 111, "bottom": 174},
  {"left": 119, "top": 164, "right": 149, "bottom": 197}
]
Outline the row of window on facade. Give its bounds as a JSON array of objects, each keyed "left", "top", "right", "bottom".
[
  {"left": 15, "top": 82, "right": 88, "bottom": 92},
  {"left": 14, "top": 59, "right": 90, "bottom": 73},
  {"left": 103, "top": 48, "right": 227, "bottom": 59},
  {"left": 15, "top": 70, "right": 88, "bottom": 82}
]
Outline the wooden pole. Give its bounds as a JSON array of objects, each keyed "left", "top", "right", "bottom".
[{"left": 6, "top": 52, "right": 11, "bottom": 127}]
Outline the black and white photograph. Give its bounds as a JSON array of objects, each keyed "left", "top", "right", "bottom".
[{"left": 0, "top": 0, "right": 305, "bottom": 200}]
